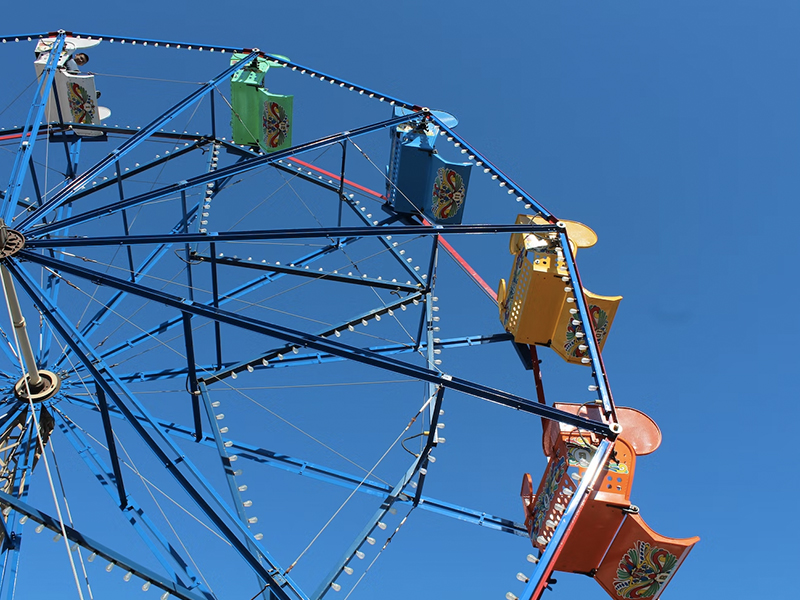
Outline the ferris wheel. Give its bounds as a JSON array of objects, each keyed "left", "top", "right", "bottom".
[{"left": 0, "top": 30, "right": 698, "bottom": 600}]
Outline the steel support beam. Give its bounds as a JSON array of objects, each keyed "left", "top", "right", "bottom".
[
  {"left": 18, "top": 250, "right": 615, "bottom": 437},
  {"left": 22, "top": 113, "right": 425, "bottom": 236},
  {"left": 1, "top": 32, "right": 65, "bottom": 222},
  {"left": 25, "top": 223, "right": 558, "bottom": 248},
  {"left": 17, "top": 51, "right": 260, "bottom": 230}
]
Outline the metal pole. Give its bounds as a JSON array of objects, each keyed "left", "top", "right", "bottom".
[{"left": 0, "top": 250, "right": 41, "bottom": 390}]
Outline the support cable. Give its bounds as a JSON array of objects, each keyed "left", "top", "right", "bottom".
[
  {"left": 286, "top": 391, "right": 436, "bottom": 573},
  {"left": 0, "top": 269, "right": 86, "bottom": 600}
]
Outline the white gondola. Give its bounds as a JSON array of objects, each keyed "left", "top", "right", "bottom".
[{"left": 33, "top": 37, "right": 110, "bottom": 136}]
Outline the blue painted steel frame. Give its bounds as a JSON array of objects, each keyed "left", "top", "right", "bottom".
[
  {"left": 6, "top": 260, "right": 310, "bottom": 600},
  {"left": 17, "top": 250, "right": 615, "bottom": 437},
  {"left": 16, "top": 50, "right": 259, "bottom": 230},
  {"left": 24, "top": 112, "right": 420, "bottom": 236},
  {"left": 1, "top": 32, "right": 65, "bottom": 222},
  {"left": 25, "top": 224, "right": 558, "bottom": 248}
]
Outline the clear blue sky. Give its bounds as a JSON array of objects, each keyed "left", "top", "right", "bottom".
[{"left": 0, "top": 2, "right": 796, "bottom": 599}]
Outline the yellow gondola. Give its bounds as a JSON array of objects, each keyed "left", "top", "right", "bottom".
[{"left": 497, "top": 215, "right": 622, "bottom": 365}]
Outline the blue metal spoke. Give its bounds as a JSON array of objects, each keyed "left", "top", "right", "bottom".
[
  {"left": 16, "top": 51, "right": 260, "bottom": 230},
  {"left": 18, "top": 250, "right": 615, "bottom": 436},
  {"left": 1, "top": 32, "right": 65, "bottom": 222},
  {"left": 26, "top": 223, "right": 557, "bottom": 248},
  {"left": 22, "top": 112, "right": 421, "bottom": 236},
  {"left": 53, "top": 210, "right": 199, "bottom": 371}
]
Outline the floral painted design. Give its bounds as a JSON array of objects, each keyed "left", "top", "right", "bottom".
[
  {"left": 530, "top": 455, "right": 567, "bottom": 537},
  {"left": 263, "top": 101, "right": 290, "bottom": 148},
  {"left": 67, "top": 83, "right": 95, "bottom": 124},
  {"left": 565, "top": 304, "right": 609, "bottom": 358},
  {"left": 613, "top": 540, "right": 678, "bottom": 598},
  {"left": 431, "top": 167, "right": 466, "bottom": 220}
]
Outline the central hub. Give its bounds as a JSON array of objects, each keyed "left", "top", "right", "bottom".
[
  {"left": 0, "top": 224, "right": 24, "bottom": 259},
  {"left": 14, "top": 370, "right": 61, "bottom": 403}
]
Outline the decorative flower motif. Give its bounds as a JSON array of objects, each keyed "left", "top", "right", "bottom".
[
  {"left": 431, "top": 167, "right": 465, "bottom": 220},
  {"left": 565, "top": 304, "right": 609, "bottom": 358},
  {"left": 263, "top": 101, "right": 290, "bottom": 148},
  {"left": 613, "top": 540, "right": 678, "bottom": 598},
  {"left": 67, "top": 83, "right": 95, "bottom": 124},
  {"left": 530, "top": 456, "right": 566, "bottom": 536}
]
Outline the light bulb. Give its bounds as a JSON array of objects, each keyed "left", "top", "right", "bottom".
[
  {"left": 18, "top": 515, "right": 27, "bottom": 524},
  {"left": 330, "top": 583, "right": 341, "bottom": 592},
  {"left": 355, "top": 551, "right": 365, "bottom": 560},
  {"left": 506, "top": 593, "right": 519, "bottom": 600},
  {"left": 377, "top": 522, "right": 387, "bottom": 530},
  {"left": 124, "top": 571, "right": 133, "bottom": 582},
  {"left": 527, "top": 554, "right": 539, "bottom": 564},
  {"left": 366, "top": 537, "right": 376, "bottom": 545},
  {"left": 106, "top": 562, "right": 115, "bottom": 572},
  {"left": 516, "top": 573, "right": 530, "bottom": 583},
  {"left": 343, "top": 566, "right": 353, "bottom": 575},
  {"left": 142, "top": 582, "right": 151, "bottom": 591}
]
